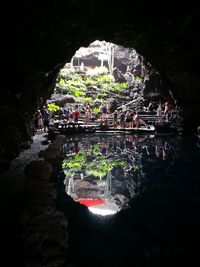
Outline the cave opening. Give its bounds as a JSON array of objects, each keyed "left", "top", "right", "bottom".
[
  {"left": 45, "top": 39, "right": 173, "bottom": 117},
  {"left": 43, "top": 39, "right": 181, "bottom": 139},
  {"left": 41, "top": 40, "right": 180, "bottom": 216}
]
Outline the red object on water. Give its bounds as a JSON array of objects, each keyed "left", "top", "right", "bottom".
[{"left": 75, "top": 198, "right": 105, "bottom": 207}]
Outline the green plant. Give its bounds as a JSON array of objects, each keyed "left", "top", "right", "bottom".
[
  {"left": 47, "top": 103, "right": 60, "bottom": 112},
  {"left": 92, "top": 107, "right": 100, "bottom": 114},
  {"left": 83, "top": 97, "right": 93, "bottom": 104}
]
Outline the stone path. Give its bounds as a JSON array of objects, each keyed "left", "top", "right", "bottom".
[
  {"left": 0, "top": 132, "right": 49, "bottom": 201},
  {"left": 0, "top": 132, "right": 52, "bottom": 267}
]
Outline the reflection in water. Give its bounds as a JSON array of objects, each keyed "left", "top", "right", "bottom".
[
  {"left": 57, "top": 134, "right": 200, "bottom": 266},
  {"left": 62, "top": 133, "right": 180, "bottom": 215}
]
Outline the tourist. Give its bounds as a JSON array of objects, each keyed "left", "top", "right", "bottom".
[
  {"left": 129, "top": 111, "right": 134, "bottom": 128},
  {"left": 43, "top": 108, "right": 50, "bottom": 132},
  {"left": 37, "top": 109, "right": 43, "bottom": 131},
  {"left": 84, "top": 109, "right": 91, "bottom": 126},
  {"left": 113, "top": 110, "right": 118, "bottom": 128},
  {"left": 99, "top": 112, "right": 109, "bottom": 129},
  {"left": 33, "top": 110, "right": 38, "bottom": 132},
  {"left": 164, "top": 101, "right": 172, "bottom": 122},
  {"left": 125, "top": 111, "right": 131, "bottom": 128},
  {"left": 134, "top": 112, "right": 140, "bottom": 128},
  {"left": 119, "top": 111, "right": 126, "bottom": 128},
  {"left": 73, "top": 108, "right": 80, "bottom": 123},
  {"left": 69, "top": 106, "right": 74, "bottom": 123},
  {"left": 106, "top": 102, "right": 111, "bottom": 114},
  {"left": 101, "top": 104, "right": 107, "bottom": 117},
  {"left": 85, "top": 103, "right": 91, "bottom": 113},
  {"left": 156, "top": 102, "right": 163, "bottom": 123},
  {"left": 64, "top": 108, "right": 70, "bottom": 124}
]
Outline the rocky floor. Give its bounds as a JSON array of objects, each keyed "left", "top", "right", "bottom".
[
  {"left": 0, "top": 132, "right": 69, "bottom": 267},
  {"left": 0, "top": 132, "right": 49, "bottom": 199}
]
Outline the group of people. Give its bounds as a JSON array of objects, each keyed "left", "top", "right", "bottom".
[
  {"left": 156, "top": 101, "right": 173, "bottom": 123},
  {"left": 99, "top": 109, "right": 140, "bottom": 128},
  {"left": 34, "top": 106, "right": 51, "bottom": 132},
  {"left": 63, "top": 106, "right": 80, "bottom": 124},
  {"left": 55, "top": 102, "right": 141, "bottom": 129},
  {"left": 35, "top": 98, "right": 174, "bottom": 132}
]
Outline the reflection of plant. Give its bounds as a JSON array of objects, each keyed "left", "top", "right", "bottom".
[
  {"left": 62, "top": 152, "right": 86, "bottom": 176},
  {"left": 62, "top": 145, "right": 126, "bottom": 179},
  {"left": 86, "top": 157, "right": 126, "bottom": 178},
  {"left": 132, "top": 165, "right": 139, "bottom": 172}
]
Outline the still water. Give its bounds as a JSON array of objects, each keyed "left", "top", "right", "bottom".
[
  {"left": 57, "top": 132, "right": 200, "bottom": 266},
  {"left": 61, "top": 133, "right": 199, "bottom": 215}
]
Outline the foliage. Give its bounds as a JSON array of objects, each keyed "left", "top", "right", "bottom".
[
  {"left": 135, "top": 76, "right": 142, "bottom": 83},
  {"left": 55, "top": 66, "right": 130, "bottom": 101},
  {"left": 92, "top": 107, "right": 101, "bottom": 114},
  {"left": 47, "top": 103, "right": 60, "bottom": 112},
  {"left": 82, "top": 97, "right": 93, "bottom": 104}
]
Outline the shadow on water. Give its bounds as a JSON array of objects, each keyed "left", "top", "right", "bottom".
[{"left": 56, "top": 133, "right": 200, "bottom": 267}]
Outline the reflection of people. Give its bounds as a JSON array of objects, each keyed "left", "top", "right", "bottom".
[
  {"left": 155, "top": 142, "right": 161, "bottom": 158},
  {"left": 84, "top": 138, "right": 90, "bottom": 151},
  {"left": 133, "top": 135, "right": 139, "bottom": 150},
  {"left": 162, "top": 142, "right": 168, "bottom": 160},
  {"left": 101, "top": 139, "right": 108, "bottom": 155},
  {"left": 70, "top": 142, "right": 79, "bottom": 154}
]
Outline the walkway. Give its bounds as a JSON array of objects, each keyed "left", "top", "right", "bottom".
[
  {"left": 0, "top": 132, "right": 49, "bottom": 200},
  {"left": 0, "top": 132, "right": 50, "bottom": 267}
]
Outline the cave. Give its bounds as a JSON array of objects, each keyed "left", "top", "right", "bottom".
[{"left": 1, "top": 1, "right": 200, "bottom": 267}]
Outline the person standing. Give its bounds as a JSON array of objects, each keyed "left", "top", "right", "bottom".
[
  {"left": 156, "top": 102, "right": 163, "bottom": 123},
  {"left": 84, "top": 109, "right": 91, "bottom": 126},
  {"left": 73, "top": 108, "right": 80, "bottom": 123},
  {"left": 37, "top": 109, "right": 43, "bottom": 131},
  {"left": 43, "top": 108, "right": 50, "bottom": 132},
  {"left": 120, "top": 111, "right": 126, "bottom": 128},
  {"left": 164, "top": 101, "right": 171, "bottom": 122},
  {"left": 134, "top": 112, "right": 140, "bottom": 128},
  {"left": 129, "top": 111, "right": 134, "bottom": 128},
  {"left": 113, "top": 110, "right": 118, "bottom": 128}
]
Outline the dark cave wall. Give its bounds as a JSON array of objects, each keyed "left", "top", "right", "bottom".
[{"left": 2, "top": 0, "right": 200, "bottom": 169}]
